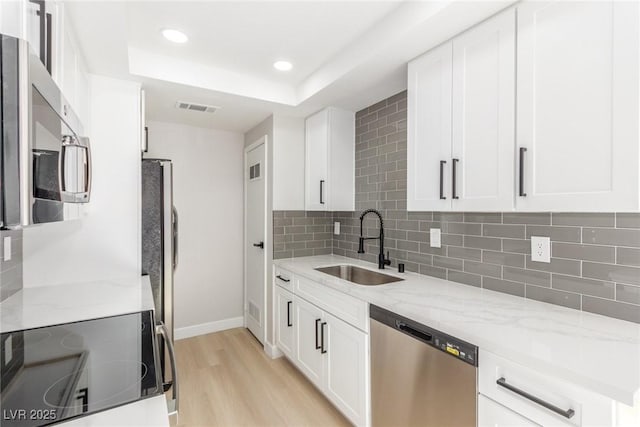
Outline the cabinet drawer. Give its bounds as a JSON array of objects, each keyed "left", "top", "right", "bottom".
[
  {"left": 295, "top": 276, "right": 368, "bottom": 332},
  {"left": 274, "top": 267, "right": 294, "bottom": 292},
  {"left": 479, "top": 350, "right": 614, "bottom": 427}
]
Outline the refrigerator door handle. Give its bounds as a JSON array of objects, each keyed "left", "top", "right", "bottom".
[
  {"left": 172, "top": 206, "right": 179, "bottom": 271},
  {"left": 156, "top": 321, "right": 179, "bottom": 416}
]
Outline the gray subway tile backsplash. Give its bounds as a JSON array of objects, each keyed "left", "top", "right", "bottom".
[
  {"left": 616, "top": 284, "right": 640, "bottom": 305},
  {"left": 552, "top": 212, "right": 615, "bottom": 227},
  {"left": 274, "top": 91, "right": 640, "bottom": 324},
  {"left": 503, "top": 267, "right": 550, "bottom": 287},
  {"left": 583, "top": 227, "right": 640, "bottom": 248},
  {"left": 551, "top": 274, "right": 615, "bottom": 299},
  {"left": 582, "top": 296, "right": 640, "bottom": 324},
  {"left": 616, "top": 247, "right": 640, "bottom": 267},
  {"left": 616, "top": 213, "right": 640, "bottom": 229},
  {"left": 525, "top": 285, "right": 582, "bottom": 310},
  {"left": 582, "top": 262, "right": 640, "bottom": 286},
  {"left": 483, "top": 277, "right": 525, "bottom": 297},
  {"left": 551, "top": 242, "right": 615, "bottom": 263},
  {"left": 273, "top": 211, "right": 333, "bottom": 259}
]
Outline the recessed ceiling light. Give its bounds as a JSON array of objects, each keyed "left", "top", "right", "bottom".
[
  {"left": 162, "top": 29, "right": 188, "bottom": 44},
  {"left": 273, "top": 60, "right": 293, "bottom": 71}
]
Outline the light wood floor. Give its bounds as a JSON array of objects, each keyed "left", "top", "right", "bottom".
[{"left": 173, "top": 328, "right": 351, "bottom": 427}]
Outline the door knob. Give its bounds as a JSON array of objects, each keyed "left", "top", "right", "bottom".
[{"left": 253, "top": 242, "right": 264, "bottom": 249}]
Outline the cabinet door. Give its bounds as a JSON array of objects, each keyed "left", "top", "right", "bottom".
[
  {"left": 275, "top": 286, "right": 295, "bottom": 360},
  {"left": 452, "top": 9, "right": 515, "bottom": 211},
  {"left": 294, "top": 296, "right": 324, "bottom": 389},
  {"left": 407, "top": 41, "right": 453, "bottom": 211},
  {"left": 305, "top": 110, "right": 329, "bottom": 211},
  {"left": 478, "top": 395, "right": 540, "bottom": 427},
  {"left": 324, "top": 312, "right": 369, "bottom": 427},
  {"left": 516, "top": 1, "right": 639, "bottom": 211},
  {"left": 327, "top": 108, "right": 355, "bottom": 211},
  {"left": 0, "top": 1, "right": 24, "bottom": 39}
]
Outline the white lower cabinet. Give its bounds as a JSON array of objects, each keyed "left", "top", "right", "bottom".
[
  {"left": 294, "top": 295, "right": 325, "bottom": 389},
  {"left": 274, "top": 267, "right": 369, "bottom": 426},
  {"left": 324, "top": 312, "right": 369, "bottom": 427},
  {"left": 479, "top": 349, "right": 616, "bottom": 427},
  {"left": 275, "top": 285, "right": 295, "bottom": 360},
  {"left": 479, "top": 395, "right": 540, "bottom": 427}
]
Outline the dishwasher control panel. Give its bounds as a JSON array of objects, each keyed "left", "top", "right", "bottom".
[
  {"left": 434, "top": 337, "right": 476, "bottom": 365},
  {"left": 370, "top": 304, "right": 478, "bottom": 366}
]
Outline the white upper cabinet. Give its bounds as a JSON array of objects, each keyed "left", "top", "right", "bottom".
[
  {"left": 409, "top": 1, "right": 639, "bottom": 212},
  {"left": 407, "top": 41, "right": 453, "bottom": 211},
  {"left": 305, "top": 107, "right": 355, "bottom": 211},
  {"left": 0, "top": 1, "right": 24, "bottom": 39},
  {"left": 408, "top": 8, "right": 515, "bottom": 212},
  {"left": 273, "top": 116, "right": 305, "bottom": 211},
  {"left": 452, "top": 9, "right": 515, "bottom": 211},
  {"left": 516, "top": 1, "right": 639, "bottom": 211}
]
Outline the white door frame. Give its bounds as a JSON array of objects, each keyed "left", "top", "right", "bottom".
[{"left": 243, "top": 136, "right": 269, "bottom": 343}]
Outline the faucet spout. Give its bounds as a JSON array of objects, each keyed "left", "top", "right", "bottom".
[{"left": 358, "top": 209, "right": 391, "bottom": 269}]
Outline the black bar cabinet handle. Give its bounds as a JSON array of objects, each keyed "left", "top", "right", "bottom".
[
  {"left": 320, "top": 322, "right": 327, "bottom": 354},
  {"left": 286, "top": 301, "right": 292, "bottom": 327},
  {"left": 439, "top": 160, "right": 446, "bottom": 200},
  {"left": 315, "top": 319, "right": 321, "bottom": 349},
  {"left": 452, "top": 158, "right": 459, "bottom": 199},
  {"left": 45, "top": 12, "right": 52, "bottom": 73},
  {"left": 276, "top": 275, "right": 290, "bottom": 283},
  {"left": 519, "top": 147, "right": 527, "bottom": 197},
  {"left": 496, "top": 377, "right": 575, "bottom": 419},
  {"left": 320, "top": 180, "right": 325, "bottom": 204}
]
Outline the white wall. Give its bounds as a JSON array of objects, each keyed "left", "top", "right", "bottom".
[
  {"left": 23, "top": 75, "right": 142, "bottom": 287},
  {"left": 145, "top": 121, "right": 244, "bottom": 337}
]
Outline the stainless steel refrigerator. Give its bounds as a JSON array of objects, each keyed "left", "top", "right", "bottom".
[{"left": 141, "top": 159, "right": 178, "bottom": 394}]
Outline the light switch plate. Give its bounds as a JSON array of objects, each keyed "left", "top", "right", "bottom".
[
  {"left": 334, "top": 222, "right": 340, "bottom": 235},
  {"left": 430, "top": 228, "right": 441, "bottom": 248},
  {"left": 531, "top": 236, "right": 551, "bottom": 263},
  {"left": 3, "top": 236, "right": 11, "bottom": 262}
]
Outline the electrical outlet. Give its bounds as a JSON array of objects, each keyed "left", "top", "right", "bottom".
[
  {"left": 531, "top": 236, "right": 551, "bottom": 263},
  {"left": 430, "top": 228, "right": 441, "bottom": 248},
  {"left": 3, "top": 237, "right": 10, "bottom": 262},
  {"left": 334, "top": 222, "right": 341, "bottom": 235}
]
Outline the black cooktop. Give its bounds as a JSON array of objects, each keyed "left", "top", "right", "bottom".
[{"left": 0, "top": 311, "right": 162, "bottom": 426}]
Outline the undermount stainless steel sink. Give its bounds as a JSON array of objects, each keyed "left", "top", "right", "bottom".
[{"left": 314, "top": 265, "right": 404, "bottom": 286}]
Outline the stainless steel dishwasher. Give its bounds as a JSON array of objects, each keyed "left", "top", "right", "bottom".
[{"left": 370, "top": 305, "right": 478, "bottom": 427}]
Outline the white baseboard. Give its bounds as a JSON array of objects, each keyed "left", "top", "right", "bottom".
[
  {"left": 174, "top": 316, "right": 244, "bottom": 340},
  {"left": 264, "top": 342, "right": 283, "bottom": 359}
]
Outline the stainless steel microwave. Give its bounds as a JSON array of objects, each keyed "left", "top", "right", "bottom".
[{"left": 1, "top": 33, "right": 91, "bottom": 228}]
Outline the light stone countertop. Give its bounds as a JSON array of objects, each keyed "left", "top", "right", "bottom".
[
  {"left": 60, "top": 395, "right": 169, "bottom": 427},
  {"left": 0, "top": 275, "right": 155, "bottom": 333},
  {"left": 275, "top": 254, "right": 640, "bottom": 406},
  {"left": 0, "top": 276, "right": 168, "bottom": 427}
]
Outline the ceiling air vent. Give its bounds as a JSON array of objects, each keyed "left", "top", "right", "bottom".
[{"left": 175, "top": 101, "right": 219, "bottom": 113}]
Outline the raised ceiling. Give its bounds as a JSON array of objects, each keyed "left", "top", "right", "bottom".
[{"left": 66, "top": 1, "right": 513, "bottom": 133}]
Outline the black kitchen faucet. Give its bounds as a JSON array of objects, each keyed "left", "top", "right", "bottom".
[{"left": 357, "top": 209, "right": 391, "bottom": 269}]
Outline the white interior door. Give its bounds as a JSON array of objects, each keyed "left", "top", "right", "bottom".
[{"left": 245, "top": 139, "right": 267, "bottom": 344}]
